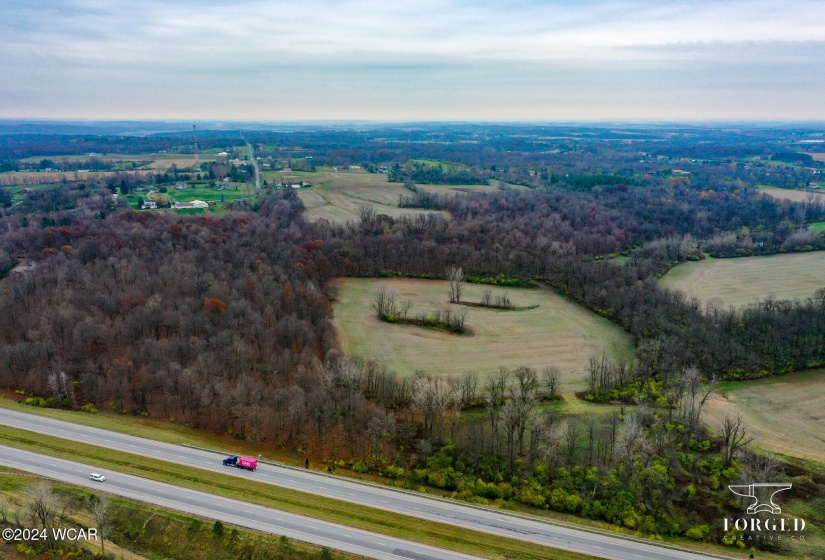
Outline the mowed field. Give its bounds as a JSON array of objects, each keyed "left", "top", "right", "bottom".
[
  {"left": 660, "top": 253, "right": 825, "bottom": 308},
  {"left": 703, "top": 369, "right": 825, "bottom": 463},
  {"left": 295, "top": 169, "right": 507, "bottom": 224},
  {"left": 332, "top": 278, "right": 634, "bottom": 393},
  {"left": 758, "top": 185, "right": 825, "bottom": 203}
]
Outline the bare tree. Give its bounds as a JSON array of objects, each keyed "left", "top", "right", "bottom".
[
  {"left": 738, "top": 450, "right": 783, "bottom": 484},
  {"left": 563, "top": 419, "right": 580, "bottom": 468},
  {"left": 411, "top": 372, "right": 452, "bottom": 440},
  {"left": 541, "top": 413, "right": 564, "bottom": 479},
  {"left": 399, "top": 299, "right": 413, "bottom": 319},
  {"left": 24, "top": 480, "right": 71, "bottom": 550},
  {"left": 457, "top": 370, "right": 478, "bottom": 406},
  {"left": 719, "top": 413, "right": 753, "bottom": 468},
  {"left": 359, "top": 205, "right": 377, "bottom": 225},
  {"left": 676, "top": 368, "right": 717, "bottom": 438},
  {"left": 616, "top": 414, "right": 645, "bottom": 475},
  {"left": 485, "top": 367, "right": 509, "bottom": 454},
  {"left": 89, "top": 495, "right": 112, "bottom": 558},
  {"left": 446, "top": 265, "right": 465, "bottom": 304},
  {"left": 541, "top": 366, "right": 561, "bottom": 399},
  {"left": 372, "top": 286, "right": 398, "bottom": 319}
]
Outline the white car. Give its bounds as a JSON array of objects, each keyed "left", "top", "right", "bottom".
[{"left": 90, "top": 473, "right": 106, "bottom": 482}]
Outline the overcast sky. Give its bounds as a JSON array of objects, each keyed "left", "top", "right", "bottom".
[{"left": 2, "top": 0, "right": 824, "bottom": 121}]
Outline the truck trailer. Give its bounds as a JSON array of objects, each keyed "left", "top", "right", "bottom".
[{"left": 222, "top": 455, "right": 258, "bottom": 471}]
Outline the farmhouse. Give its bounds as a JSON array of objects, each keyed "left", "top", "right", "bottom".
[
  {"left": 173, "top": 200, "right": 208, "bottom": 209},
  {"left": 142, "top": 201, "right": 157, "bottom": 209}
]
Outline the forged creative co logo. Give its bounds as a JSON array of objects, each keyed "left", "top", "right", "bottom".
[
  {"left": 723, "top": 483, "right": 806, "bottom": 542},
  {"left": 728, "top": 483, "right": 792, "bottom": 514}
]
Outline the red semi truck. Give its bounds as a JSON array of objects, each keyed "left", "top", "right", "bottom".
[{"left": 222, "top": 455, "right": 258, "bottom": 471}]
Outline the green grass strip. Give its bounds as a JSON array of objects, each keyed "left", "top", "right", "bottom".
[{"left": 0, "top": 425, "right": 593, "bottom": 560}]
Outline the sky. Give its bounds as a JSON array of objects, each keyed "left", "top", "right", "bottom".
[{"left": 2, "top": 0, "right": 825, "bottom": 122}]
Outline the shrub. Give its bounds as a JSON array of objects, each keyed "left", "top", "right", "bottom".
[
  {"left": 685, "top": 525, "right": 710, "bottom": 541},
  {"left": 383, "top": 465, "right": 405, "bottom": 479},
  {"left": 351, "top": 460, "right": 369, "bottom": 474}
]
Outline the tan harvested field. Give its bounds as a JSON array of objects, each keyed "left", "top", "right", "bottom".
[
  {"left": 806, "top": 152, "right": 825, "bottom": 162},
  {"left": 0, "top": 170, "right": 131, "bottom": 186},
  {"left": 660, "top": 252, "right": 825, "bottom": 308},
  {"left": 417, "top": 180, "right": 529, "bottom": 195},
  {"left": 703, "top": 369, "right": 825, "bottom": 463},
  {"left": 297, "top": 169, "right": 451, "bottom": 224},
  {"left": 332, "top": 278, "right": 634, "bottom": 393},
  {"left": 759, "top": 185, "right": 825, "bottom": 203},
  {"left": 145, "top": 156, "right": 204, "bottom": 169}
]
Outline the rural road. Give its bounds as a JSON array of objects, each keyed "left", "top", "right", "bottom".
[
  {"left": 0, "top": 445, "right": 476, "bottom": 560},
  {"left": 245, "top": 140, "right": 261, "bottom": 191},
  {"left": 0, "top": 408, "right": 719, "bottom": 560}
]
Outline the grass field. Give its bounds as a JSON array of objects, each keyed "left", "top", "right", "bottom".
[
  {"left": 758, "top": 185, "right": 825, "bottom": 203},
  {"left": 293, "top": 168, "right": 511, "bottom": 224},
  {"left": 703, "top": 369, "right": 825, "bottom": 463},
  {"left": 332, "top": 278, "right": 634, "bottom": 393},
  {"left": 660, "top": 253, "right": 825, "bottom": 308},
  {"left": 811, "top": 221, "right": 825, "bottom": 233},
  {"left": 417, "top": 179, "right": 529, "bottom": 195},
  {"left": 293, "top": 169, "right": 449, "bottom": 223}
]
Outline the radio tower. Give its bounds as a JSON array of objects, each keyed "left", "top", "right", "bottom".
[{"left": 193, "top": 125, "right": 200, "bottom": 168}]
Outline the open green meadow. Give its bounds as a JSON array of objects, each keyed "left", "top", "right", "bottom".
[
  {"left": 332, "top": 278, "right": 634, "bottom": 393},
  {"left": 704, "top": 369, "right": 825, "bottom": 463},
  {"left": 660, "top": 253, "right": 825, "bottom": 308}
]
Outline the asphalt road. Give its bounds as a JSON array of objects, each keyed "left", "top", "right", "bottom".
[
  {"left": 0, "top": 445, "right": 476, "bottom": 560},
  {"left": 0, "top": 408, "right": 720, "bottom": 560}
]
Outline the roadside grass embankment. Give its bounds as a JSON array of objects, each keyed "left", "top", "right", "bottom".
[
  {"left": 0, "top": 465, "right": 357, "bottom": 560},
  {"left": 0, "top": 424, "right": 593, "bottom": 560}
]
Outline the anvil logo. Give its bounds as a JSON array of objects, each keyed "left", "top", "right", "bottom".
[{"left": 728, "top": 483, "right": 792, "bottom": 514}]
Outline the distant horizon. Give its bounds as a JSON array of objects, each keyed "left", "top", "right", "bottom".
[{"left": 2, "top": 118, "right": 825, "bottom": 127}]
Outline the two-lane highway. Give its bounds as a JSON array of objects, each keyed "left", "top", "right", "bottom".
[
  {"left": 0, "top": 408, "right": 719, "bottom": 560},
  {"left": 0, "top": 445, "right": 477, "bottom": 560}
]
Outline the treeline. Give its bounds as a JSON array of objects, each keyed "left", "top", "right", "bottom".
[
  {"left": 388, "top": 162, "right": 491, "bottom": 185},
  {"left": 0, "top": 134, "right": 242, "bottom": 159}
]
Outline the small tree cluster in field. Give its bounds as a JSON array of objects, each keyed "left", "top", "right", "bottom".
[
  {"left": 479, "top": 289, "right": 513, "bottom": 309},
  {"left": 372, "top": 286, "right": 412, "bottom": 321},
  {"left": 372, "top": 286, "right": 468, "bottom": 334},
  {"left": 414, "top": 308, "right": 468, "bottom": 334}
]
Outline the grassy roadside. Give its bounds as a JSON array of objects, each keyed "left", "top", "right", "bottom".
[
  {"left": 0, "top": 396, "right": 762, "bottom": 559},
  {"left": 0, "top": 465, "right": 361, "bottom": 560},
  {"left": 0, "top": 425, "right": 594, "bottom": 560}
]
